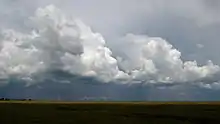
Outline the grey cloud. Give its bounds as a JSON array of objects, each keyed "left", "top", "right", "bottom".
[
  {"left": 202, "top": 0, "right": 220, "bottom": 9},
  {"left": 1, "top": 76, "right": 220, "bottom": 101}
]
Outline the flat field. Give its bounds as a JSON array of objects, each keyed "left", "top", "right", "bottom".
[{"left": 1, "top": 101, "right": 220, "bottom": 124}]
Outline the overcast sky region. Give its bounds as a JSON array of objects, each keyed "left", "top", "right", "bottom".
[{"left": 0, "top": 0, "right": 220, "bottom": 101}]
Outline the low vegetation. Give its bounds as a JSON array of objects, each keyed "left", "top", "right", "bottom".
[{"left": 0, "top": 101, "right": 220, "bottom": 124}]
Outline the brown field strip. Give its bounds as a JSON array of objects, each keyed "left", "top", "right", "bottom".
[{"left": 1, "top": 101, "right": 220, "bottom": 105}]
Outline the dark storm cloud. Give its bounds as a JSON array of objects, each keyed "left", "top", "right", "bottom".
[{"left": 1, "top": 76, "right": 220, "bottom": 101}]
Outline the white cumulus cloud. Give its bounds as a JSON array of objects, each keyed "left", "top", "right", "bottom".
[
  {"left": 115, "top": 34, "right": 219, "bottom": 83},
  {"left": 0, "top": 5, "right": 219, "bottom": 86}
]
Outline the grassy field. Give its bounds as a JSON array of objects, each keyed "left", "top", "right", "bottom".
[{"left": 1, "top": 101, "right": 220, "bottom": 124}]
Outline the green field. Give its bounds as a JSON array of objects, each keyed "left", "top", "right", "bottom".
[{"left": 1, "top": 101, "right": 220, "bottom": 124}]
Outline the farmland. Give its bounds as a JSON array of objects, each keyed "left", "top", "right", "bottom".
[{"left": 1, "top": 101, "right": 220, "bottom": 124}]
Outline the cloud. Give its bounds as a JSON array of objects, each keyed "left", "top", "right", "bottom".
[
  {"left": 0, "top": 5, "right": 128, "bottom": 84},
  {"left": 0, "top": 5, "right": 219, "bottom": 88},
  {"left": 2, "top": 77, "right": 220, "bottom": 101},
  {"left": 0, "top": 1, "right": 220, "bottom": 101},
  {"left": 115, "top": 34, "right": 219, "bottom": 83}
]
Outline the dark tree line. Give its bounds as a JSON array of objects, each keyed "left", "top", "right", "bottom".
[{"left": 0, "top": 98, "right": 32, "bottom": 101}]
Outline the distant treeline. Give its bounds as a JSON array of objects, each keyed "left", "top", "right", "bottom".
[{"left": 0, "top": 98, "right": 32, "bottom": 101}]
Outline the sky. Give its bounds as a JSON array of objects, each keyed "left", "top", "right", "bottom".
[{"left": 0, "top": 0, "right": 220, "bottom": 101}]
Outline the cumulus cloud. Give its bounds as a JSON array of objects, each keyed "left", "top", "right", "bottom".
[
  {"left": 0, "top": 5, "right": 128, "bottom": 83},
  {"left": 115, "top": 34, "right": 219, "bottom": 83},
  {"left": 0, "top": 5, "right": 219, "bottom": 87}
]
